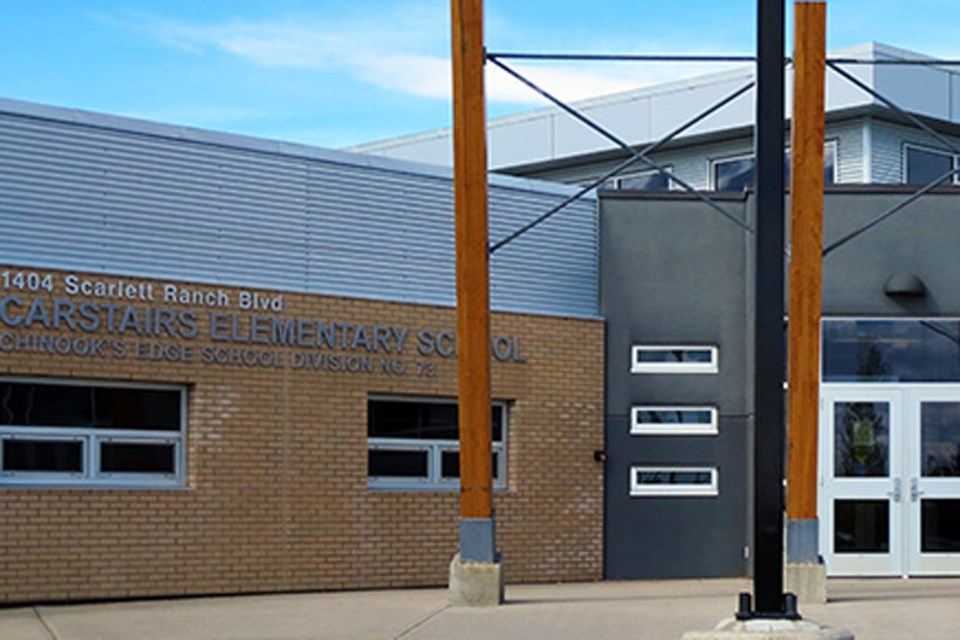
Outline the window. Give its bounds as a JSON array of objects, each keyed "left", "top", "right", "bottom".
[
  {"left": 630, "top": 466, "right": 719, "bottom": 497},
  {"left": 0, "top": 378, "right": 185, "bottom": 487},
  {"left": 711, "top": 142, "right": 838, "bottom": 190},
  {"left": 630, "top": 406, "right": 718, "bottom": 435},
  {"left": 603, "top": 167, "right": 675, "bottom": 191},
  {"left": 713, "top": 154, "right": 755, "bottom": 191},
  {"left": 904, "top": 144, "right": 958, "bottom": 186},
  {"left": 367, "top": 397, "right": 507, "bottom": 491},
  {"left": 630, "top": 345, "right": 718, "bottom": 374}
]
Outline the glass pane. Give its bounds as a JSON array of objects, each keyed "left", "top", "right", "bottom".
[
  {"left": 3, "top": 439, "right": 83, "bottom": 472},
  {"left": 101, "top": 442, "right": 175, "bottom": 474},
  {"left": 94, "top": 388, "right": 180, "bottom": 431},
  {"left": 368, "top": 450, "right": 428, "bottom": 477},
  {"left": 714, "top": 157, "right": 754, "bottom": 191},
  {"left": 823, "top": 320, "right": 960, "bottom": 383},
  {"left": 824, "top": 143, "right": 837, "bottom": 185},
  {"left": 440, "top": 451, "right": 500, "bottom": 480},
  {"left": 906, "top": 147, "right": 953, "bottom": 185},
  {"left": 834, "top": 402, "right": 890, "bottom": 477},
  {"left": 922, "top": 500, "right": 960, "bottom": 552},
  {"left": 835, "top": 500, "right": 889, "bottom": 553},
  {"left": 0, "top": 383, "right": 92, "bottom": 427},
  {"left": 636, "top": 470, "right": 713, "bottom": 485},
  {"left": 636, "top": 349, "right": 713, "bottom": 363},
  {"left": 922, "top": 403, "right": 960, "bottom": 477},
  {"left": 441, "top": 450, "right": 459, "bottom": 478},
  {"left": 368, "top": 400, "right": 504, "bottom": 442},
  {"left": 419, "top": 403, "right": 459, "bottom": 440},
  {"left": 618, "top": 171, "right": 669, "bottom": 190},
  {"left": 636, "top": 409, "right": 712, "bottom": 424}
]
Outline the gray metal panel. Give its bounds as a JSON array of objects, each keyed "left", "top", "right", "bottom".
[{"left": 0, "top": 105, "right": 598, "bottom": 318}]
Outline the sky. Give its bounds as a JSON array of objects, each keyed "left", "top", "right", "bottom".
[{"left": 0, "top": 1, "right": 957, "bottom": 149}]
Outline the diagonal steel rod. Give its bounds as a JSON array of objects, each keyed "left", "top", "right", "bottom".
[
  {"left": 488, "top": 77, "right": 757, "bottom": 253},
  {"left": 488, "top": 56, "right": 755, "bottom": 235},
  {"left": 487, "top": 52, "right": 756, "bottom": 63},
  {"left": 489, "top": 155, "right": 640, "bottom": 255},
  {"left": 828, "top": 57, "right": 960, "bottom": 66},
  {"left": 828, "top": 61, "right": 960, "bottom": 155},
  {"left": 822, "top": 165, "right": 960, "bottom": 257}
]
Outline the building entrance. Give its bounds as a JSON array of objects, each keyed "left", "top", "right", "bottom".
[{"left": 820, "top": 385, "right": 960, "bottom": 576}]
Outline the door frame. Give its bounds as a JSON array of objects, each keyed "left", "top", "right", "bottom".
[{"left": 820, "top": 383, "right": 960, "bottom": 576}]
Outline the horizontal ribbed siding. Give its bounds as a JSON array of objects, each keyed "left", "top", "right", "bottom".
[{"left": 0, "top": 109, "right": 598, "bottom": 318}]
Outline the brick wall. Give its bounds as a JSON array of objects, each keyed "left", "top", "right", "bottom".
[{"left": 0, "top": 267, "right": 604, "bottom": 603}]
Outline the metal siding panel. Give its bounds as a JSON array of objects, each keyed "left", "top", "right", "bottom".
[{"left": 0, "top": 110, "right": 598, "bottom": 318}]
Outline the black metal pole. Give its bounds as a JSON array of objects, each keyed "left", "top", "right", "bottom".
[{"left": 752, "top": 0, "right": 787, "bottom": 618}]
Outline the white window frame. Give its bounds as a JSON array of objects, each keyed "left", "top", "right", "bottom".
[
  {"left": 629, "top": 466, "right": 719, "bottom": 497},
  {"left": 709, "top": 140, "right": 839, "bottom": 190},
  {"left": 610, "top": 165, "right": 676, "bottom": 190},
  {"left": 630, "top": 345, "right": 718, "bottom": 374},
  {"left": 902, "top": 143, "right": 960, "bottom": 185},
  {"left": 709, "top": 152, "right": 754, "bottom": 190},
  {"left": 0, "top": 376, "right": 187, "bottom": 489},
  {"left": 367, "top": 396, "right": 508, "bottom": 492},
  {"left": 630, "top": 406, "right": 719, "bottom": 436}
]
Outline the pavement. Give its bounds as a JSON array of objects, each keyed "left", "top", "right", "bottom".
[{"left": 2, "top": 578, "right": 959, "bottom": 640}]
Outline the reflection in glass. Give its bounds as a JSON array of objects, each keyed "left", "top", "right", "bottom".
[
  {"left": 3, "top": 439, "right": 83, "bottom": 472},
  {"left": 368, "top": 450, "right": 429, "bottom": 478},
  {"left": 635, "top": 349, "right": 713, "bottom": 363},
  {"left": 835, "top": 402, "right": 889, "bottom": 477},
  {"left": 922, "top": 500, "right": 960, "bottom": 552},
  {"left": 823, "top": 320, "right": 960, "bottom": 383},
  {"left": 100, "top": 442, "right": 175, "bottom": 474},
  {"left": 922, "top": 403, "right": 960, "bottom": 477},
  {"left": 835, "top": 500, "right": 889, "bottom": 553},
  {"left": 636, "top": 409, "right": 713, "bottom": 424},
  {"left": 637, "top": 470, "right": 712, "bottom": 485},
  {"left": 905, "top": 146, "right": 954, "bottom": 186}
]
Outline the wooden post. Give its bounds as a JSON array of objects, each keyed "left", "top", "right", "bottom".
[
  {"left": 786, "top": 0, "right": 826, "bottom": 560},
  {"left": 451, "top": 0, "right": 493, "bottom": 525}
]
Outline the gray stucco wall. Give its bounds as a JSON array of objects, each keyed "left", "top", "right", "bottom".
[
  {"left": 600, "top": 192, "right": 751, "bottom": 579},
  {"left": 599, "top": 185, "right": 960, "bottom": 580},
  {"left": 822, "top": 188, "right": 960, "bottom": 316}
]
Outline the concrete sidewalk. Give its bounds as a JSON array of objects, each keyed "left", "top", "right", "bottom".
[{"left": 3, "top": 578, "right": 959, "bottom": 640}]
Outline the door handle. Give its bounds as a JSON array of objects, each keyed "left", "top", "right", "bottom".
[
  {"left": 887, "top": 478, "right": 902, "bottom": 502},
  {"left": 911, "top": 478, "right": 925, "bottom": 502}
]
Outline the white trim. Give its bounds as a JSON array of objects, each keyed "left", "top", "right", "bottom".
[
  {"left": 630, "top": 345, "right": 718, "bottom": 374},
  {"left": 630, "top": 406, "right": 718, "bottom": 436},
  {"left": 629, "top": 466, "right": 719, "bottom": 497}
]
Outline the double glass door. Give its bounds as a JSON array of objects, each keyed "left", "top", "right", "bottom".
[{"left": 820, "top": 386, "right": 960, "bottom": 576}]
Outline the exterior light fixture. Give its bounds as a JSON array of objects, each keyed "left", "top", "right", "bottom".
[{"left": 884, "top": 272, "right": 926, "bottom": 297}]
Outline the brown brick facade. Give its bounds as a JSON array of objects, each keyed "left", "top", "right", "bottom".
[{"left": 0, "top": 266, "right": 604, "bottom": 603}]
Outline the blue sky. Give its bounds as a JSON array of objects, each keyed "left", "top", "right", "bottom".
[{"left": 0, "top": 1, "right": 957, "bottom": 148}]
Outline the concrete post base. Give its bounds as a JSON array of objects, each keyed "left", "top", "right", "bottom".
[
  {"left": 448, "top": 553, "right": 504, "bottom": 606},
  {"left": 785, "top": 562, "right": 827, "bottom": 604},
  {"left": 682, "top": 617, "right": 853, "bottom": 639}
]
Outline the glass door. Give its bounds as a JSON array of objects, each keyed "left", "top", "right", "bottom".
[
  {"left": 820, "top": 387, "right": 904, "bottom": 575},
  {"left": 907, "top": 390, "right": 960, "bottom": 574}
]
